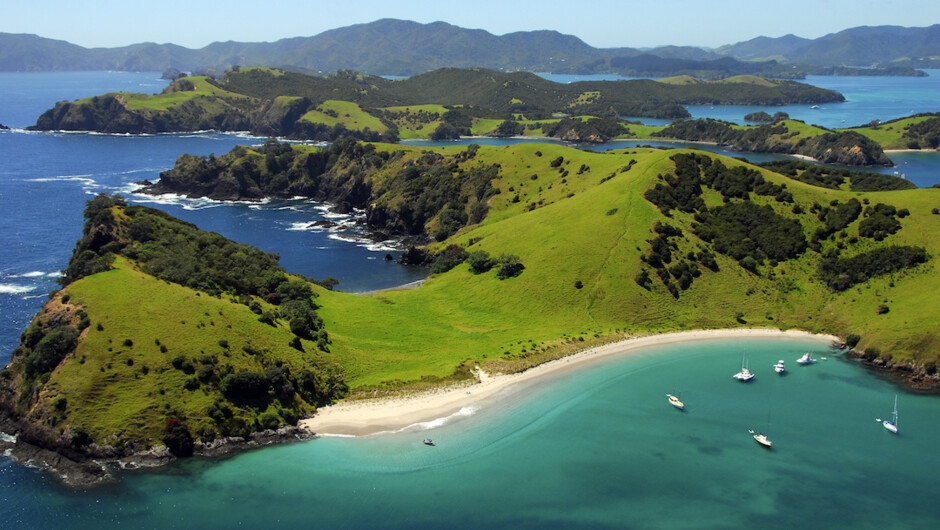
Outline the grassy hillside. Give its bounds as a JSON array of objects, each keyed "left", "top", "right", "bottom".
[
  {"left": 846, "top": 113, "right": 940, "bottom": 150},
  {"left": 3, "top": 143, "right": 938, "bottom": 461},
  {"left": 300, "top": 100, "right": 388, "bottom": 133},
  {"left": 312, "top": 144, "right": 939, "bottom": 389}
]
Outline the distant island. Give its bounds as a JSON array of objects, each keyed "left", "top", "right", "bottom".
[
  {"left": 1, "top": 20, "right": 936, "bottom": 76},
  {"left": 29, "top": 66, "right": 938, "bottom": 166},
  {"left": 2, "top": 141, "right": 938, "bottom": 484}
]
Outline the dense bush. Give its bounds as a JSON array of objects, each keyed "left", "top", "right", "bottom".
[
  {"left": 858, "top": 203, "right": 903, "bottom": 239},
  {"left": 162, "top": 418, "right": 195, "bottom": 457},
  {"left": 495, "top": 254, "right": 525, "bottom": 279},
  {"left": 758, "top": 160, "right": 915, "bottom": 191},
  {"left": 467, "top": 250, "right": 496, "bottom": 274},
  {"left": 818, "top": 245, "right": 928, "bottom": 291},
  {"left": 693, "top": 201, "right": 807, "bottom": 263},
  {"left": 220, "top": 371, "right": 271, "bottom": 405},
  {"left": 23, "top": 327, "right": 79, "bottom": 379},
  {"left": 430, "top": 245, "right": 469, "bottom": 274}
]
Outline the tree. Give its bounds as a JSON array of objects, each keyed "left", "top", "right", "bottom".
[
  {"left": 429, "top": 122, "right": 460, "bottom": 140},
  {"left": 162, "top": 418, "right": 195, "bottom": 457},
  {"left": 496, "top": 254, "right": 525, "bottom": 279},
  {"left": 467, "top": 250, "right": 495, "bottom": 274}
]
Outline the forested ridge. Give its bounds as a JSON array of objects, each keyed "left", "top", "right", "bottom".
[{"left": 29, "top": 66, "right": 844, "bottom": 136}]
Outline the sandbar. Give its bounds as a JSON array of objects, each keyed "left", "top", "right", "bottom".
[{"left": 299, "top": 328, "right": 840, "bottom": 437}]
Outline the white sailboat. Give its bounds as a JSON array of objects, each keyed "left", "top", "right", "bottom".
[
  {"left": 666, "top": 393, "right": 685, "bottom": 410},
  {"left": 733, "top": 352, "right": 754, "bottom": 381},
  {"left": 876, "top": 395, "right": 899, "bottom": 434}
]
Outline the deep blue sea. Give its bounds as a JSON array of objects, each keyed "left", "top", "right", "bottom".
[{"left": 1, "top": 72, "right": 939, "bottom": 528}]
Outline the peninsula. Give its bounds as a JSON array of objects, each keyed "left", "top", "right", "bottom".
[{"left": 2, "top": 141, "right": 938, "bottom": 485}]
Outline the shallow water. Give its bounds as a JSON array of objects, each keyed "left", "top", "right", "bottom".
[{"left": 2, "top": 336, "right": 937, "bottom": 528}]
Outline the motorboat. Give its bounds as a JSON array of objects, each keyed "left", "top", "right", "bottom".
[
  {"left": 667, "top": 393, "right": 685, "bottom": 410},
  {"left": 774, "top": 360, "right": 786, "bottom": 374},
  {"left": 796, "top": 352, "right": 816, "bottom": 365},
  {"left": 749, "top": 429, "right": 773, "bottom": 448},
  {"left": 423, "top": 438, "right": 435, "bottom": 446}
]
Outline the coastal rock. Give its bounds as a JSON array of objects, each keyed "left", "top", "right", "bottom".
[
  {"left": 0, "top": 123, "right": 9, "bottom": 129},
  {"left": 398, "top": 246, "right": 432, "bottom": 266},
  {"left": 4, "top": 438, "right": 112, "bottom": 486},
  {"left": 117, "top": 445, "right": 173, "bottom": 470}
]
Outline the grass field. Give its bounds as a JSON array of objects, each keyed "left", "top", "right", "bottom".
[
  {"left": 109, "top": 77, "right": 251, "bottom": 112},
  {"left": 845, "top": 116, "right": 935, "bottom": 149},
  {"left": 300, "top": 100, "right": 387, "bottom": 133}
]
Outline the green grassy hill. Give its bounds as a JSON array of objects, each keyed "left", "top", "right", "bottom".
[
  {"left": 845, "top": 113, "right": 940, "bottom": 150},
  {"left": 3, "top": 143, "right": 938, "bottom": 463}
]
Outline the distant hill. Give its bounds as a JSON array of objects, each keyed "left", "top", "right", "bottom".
[
  {"left": 715, "top": 34, "right": 811, "bottom": 61},
  {"left": 718, "top": 25, "right": 940, "bottom": 67},
  {"left": 1, "top": 20, "right": 936, "bottom": 75}
]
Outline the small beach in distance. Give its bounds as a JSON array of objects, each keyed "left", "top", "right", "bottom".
[{"left": 301, "top": 328, "right": 839, "bottom": 436}]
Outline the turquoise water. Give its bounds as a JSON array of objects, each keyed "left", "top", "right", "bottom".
[{"left": 3, "top": 336, "right": 937, "bottom": 528}]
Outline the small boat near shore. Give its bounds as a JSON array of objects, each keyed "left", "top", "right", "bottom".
[
  {"left": 733, "top": 352, "right": 754, "bottom": 381},
  {"left": 774, "top": 360, "right": 786, "bottom": 374},
  {"left": 876, "top": 396, "right": 899, "bottom": 434},
  {"left": 666, "top": 393, "right": 685, "bottom": 410},
  {"left": 796, "top": 352, "right": 816, "bottom": 365},
  {"left": 749, "top": 430, "right": 773, "bottom": 448},
  {"left": 423, "top": 438, "right": 435, "bottom": 446}
]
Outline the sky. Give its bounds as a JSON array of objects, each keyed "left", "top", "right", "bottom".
[{"left": 2, "top": 0, "right": 938, "bottom": 49}]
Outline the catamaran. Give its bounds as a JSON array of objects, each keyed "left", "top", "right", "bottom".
[
  {"left": 796, "top": 352, "right": 816, "bottom": 365},
  {"left": 876, "top": 395, "right": 899, "bottom": 434},
  {"left": 733, "top": 352, "right": 754, "bottom": 381},
  {"left": 666, "top": 393, "right": 685, "bottom": 410},
  {"left": 749, "top": 429, "right": 773, "bottom": 448},
  {"left": 774, "top": 360, "right": 786, "bottom": 374}
]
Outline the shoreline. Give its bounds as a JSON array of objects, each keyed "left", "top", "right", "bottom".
[{"left": 299, "top": 328, "right": 839, "bottom": 437}]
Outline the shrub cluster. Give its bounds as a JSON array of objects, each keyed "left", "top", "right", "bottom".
[
  {"left": 818, "top": 245, "right": 928, "bottom": 291},
  {"left": 858, "top": 203, "right": 903, "bottom": 240}
]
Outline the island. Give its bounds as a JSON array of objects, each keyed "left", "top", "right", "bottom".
[
  {"left": 28, "top": 66, "right": 928, "bottom": 167},
  {"left": 2, "top": 141, "right": 938, "bottom": 485},
  {"left": 28, "top": 66, "right": 842, "bottom": 135}
]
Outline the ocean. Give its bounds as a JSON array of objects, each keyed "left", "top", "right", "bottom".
[{"left": 1, "top": 71, "right": 938, "bottom": 528}]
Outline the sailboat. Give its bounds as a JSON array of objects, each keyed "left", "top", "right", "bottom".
[
  {"left": 749, "top": 429, "right": 773, "bottom": 448},
  {"left": 876, "top": 395, "right": 899, "bottom": 434},
  {"left": 666, "top": 393, "right": 685, "bottom": 410},
  {"left": 733, "top": 352, "right": 754, "bottom": 381}
]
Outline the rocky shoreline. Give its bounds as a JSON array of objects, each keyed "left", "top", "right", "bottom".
[
  {"left": 0, "top": 421, "right": 315, "bottom": 487},
  {"left": 844, "top": 348, "right": 940, "bottom": 391}
]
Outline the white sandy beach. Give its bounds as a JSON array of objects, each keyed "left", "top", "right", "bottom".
[{"left": 299, "top": 328, "right": 840, "bottom": 436}]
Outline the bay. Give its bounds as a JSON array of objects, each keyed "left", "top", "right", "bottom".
[
  {"left": 2, "top": 336, "right": 937, "bottom": 528},
  {"left": 1, "top": 71, "right": 938, "bottom": 528}
]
